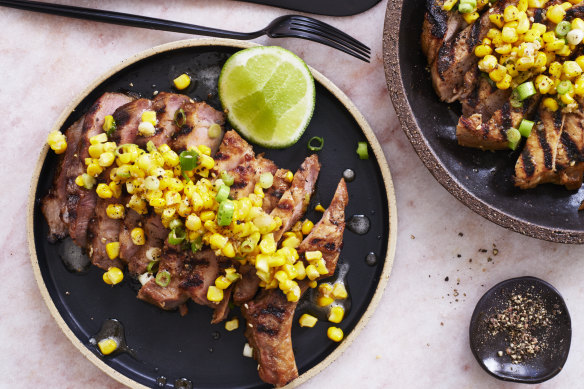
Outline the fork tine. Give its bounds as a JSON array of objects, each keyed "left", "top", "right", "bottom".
[
  {"left": 290, "top": 26, "right": 371, "bottom": 61},
  {"left": 290, "top": 16, "right": 371, "bottom": 53},
  {"left": 291, "top": 31, "right": 370, "bottom": 62}
]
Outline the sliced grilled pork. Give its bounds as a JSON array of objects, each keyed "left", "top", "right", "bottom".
[
  {"left": 213, "top": 130, "right": 255, "bottom": 174},
  {"left": 111, "top": 98, "right": 153, "bottom": 146},
  {"left": 552, "top": 103, "right": 584, "bottom": 189},
  {"left": 270, "top": 155, "right": 321, "bottom": 242},
  {"left": 242, "top": 178, "right": 348, "bottom": 387},
  {"left": 431, "top": 1, "right": 512, "bottom": 103},
  {"left": 457, "top": 96, "right": 540, "bottom": 150},
  {"left": 262, "top": 169, "right": 293, "bottom": 213},
  {"left": 461, "top": 72, "right": 511, "bottom": 118},
  {"left": 127, "top": 213, "right": 167, "bottom": 275},
  {"left": 66, "top": 92, "right": 134, "bottom": 247},
  {"left": 148, "top": 92, "right": 191, "bottom": 146},
  {"left": 421, "top": 0, "right": 466, "bottom": 65},
  {"left": 41, "top": 118, "right": 84, "bottom": 242},
  {"left": 233, "top": 263, "right": 262, "bottom": 304},
  {"left": 515, "top": 107, "right": 564, "bottom": 189},
  {"left": 298, "top": 179, "right": 348, "bottom": 275},
  {"left": 118, "top": 208, "right": 143, "bottom": 264},
  {"left": 170, "top": 101, "right": 225, "bottom": 154},
  {"left": 566, "top": 3, "right": 584, "bottom": 20},
  {"left": 231, "top": 156, "right": 278, "bottom": 200}
]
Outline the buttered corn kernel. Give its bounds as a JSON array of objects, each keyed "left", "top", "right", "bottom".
[
  {"left": 98, "top": 338, "right": 118, "bottom": 355},
  {"left": 207, "top": 285, "right": 224, "bottom": 302},
  {"left": 47, "top": 130, "right": 67, "bottom": 154},
  {"left": 103, "top": 267, "right": 123, "bottom": 285},
  {"left": 225, "top": 317, "right": 239, "bottom": 331},
  {"left": 106, "top": 242, "right": 120, "bottom": 260},
  {"left": 131, "top": 227, "right": 145, "bottom": 245},
  {"left": 299, "top": 313, "right": 318, "bottom": 328},
  {"left": 328, "top": 306, "right": 345, "bottom": 323},
  {"left": 327, "top": 327, "right": 344, "bottom": 342},
  {"left": 173, "top": 73, "right": 191, "bottom": 90}
]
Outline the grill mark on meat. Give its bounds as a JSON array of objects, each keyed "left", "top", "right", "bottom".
[
  {"left": 261, "top": 304, "right": 286, "bottom": 319},
  {"left": 277, "top": 202, "right": 293, "bottom": 210},
  {"left": 501, "top": 102, "right": 512, "bottom": 130},
  {"left": 436, "top": 43, "right": 455, "bottom": 79},
  {"left": 427, "top": 0, "right": 448, "bottom": 38},
  {"left": 566, "top": 4, "right": 584, "bottom": 20},
  {"left": 467, "top": 20, "right": 482, "bottom": 50},
  {"left": 534, "top": 8, "right": 545, "bottom": 23},
  {"left": 256, "top": 324, "right": 278, "bottom": 336},
  {"left": 521, "top": 149, "right": 536, "bottom": 178},
  {"left": 180, "top": 274, "right": 204, "bottom": 288},
  {"left": 538, "top": 125, "right": 554, "bottom": 170}
]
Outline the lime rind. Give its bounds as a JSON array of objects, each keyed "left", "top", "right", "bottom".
[{"left": 218, "top": 46, "right": 316, "bottom": 149}]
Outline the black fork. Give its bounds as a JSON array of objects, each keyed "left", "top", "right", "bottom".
[{"left": 0, "top": 0, "right": 371, "bottom": 62}]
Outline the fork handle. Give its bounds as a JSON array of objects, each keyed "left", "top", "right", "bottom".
[{"left": 0, "top": 0, "right": 262, "bottom": 40}]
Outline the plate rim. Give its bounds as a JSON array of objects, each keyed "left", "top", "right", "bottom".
[
  {"left": 27, "top": 37, "right": 398, "bottom": 388},
  {"left": 382, "top": 0, "right": 584, "bottom": 244}
]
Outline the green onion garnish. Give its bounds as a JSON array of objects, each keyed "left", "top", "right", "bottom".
[
  {"left": 221, "top": 171, "right": 234, "bottom": 186},
  {"left": 307, "top": 136, "right": 324, "bottom": 151},
  {"left": 516, "top": 81, "right": 536, "bottom": 101},
  {"left": 215, "top": 184, "right": 230, "bottom": 203},
  {"left": 179, "top": 149, "right": 199, "bottom": 172},
  {"left": 518, "top": 119, "right": 534, "bottom": 138},
  {"left": 217, "top": 200, "right": 235, "bottom": 227},
  {"left": 146, "top": 140, "right": 157, "bottom": 153},
  {"left": 557, "top": 80, "right": 572, "bottom": 95},
  {"left": 506, "top": 128, "right": 521, "bottom": 150},
  {"left": 555, "top": 21, "right": 571, "bottom": 37},
  {"left": 174, "top": 108, "right": 186, "bottom": 127},
  {"left": 168, "top": 228, "right": 186, "bottom": 245},
  {"left": 103, "top": 115, "right": 116, "bottom": 137},
  {"left": 155, "top": 270, "right": 171, "bottom": 287},
  {"left": 147, "top": 260, "right": 159, "bottom": 274},
  {"left": 208, "top": 123, "right": 222, "bottom": 139},
  {"left": 356, "top": 141, "right": 369, "bottom": 159},
  {"left": 191, "top": 236, "right": 203, "bottom": 253},
  {"left": 458, "top": 0, "right": 476, "bottom": 13},
  {"left": 168, "top": 219, "right": 183, "bottom": 231},
  {"left": 259, "top": 172, "right": 274, "bottom": 189}
]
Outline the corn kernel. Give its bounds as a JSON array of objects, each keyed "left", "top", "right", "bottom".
[
  {"left": 489, "top": 14, "right": 505, "bottom": 28},
  {"left": 478, "top": 55, "right": 498, "bottom": 72},
  {"left": 536, "top": 75, "right": 554, "bottom": 94},
  {"left": 259, "top": 233, "right": 277, "bottom": 254},
  {"left": 515, "top": 56, "right": 534, "bottom": 72},
  {"left": 209, "top": 233, "right": 228, "bottom": 249},
  {"left": 332, "top": 283, "right": 348, "bottom": 299},
  {"left": 575, "top": 75, "right": 584, "bottom": 95},
  {"left": 287, "top": 285, "right": 301, "bottom": 302},
  {"left": 87, "top": 163, "right": 103, "bottom": 177},
  {"left": 199, "top": 154, "right": 215, "bottom": 169},
  {"left": 496, "top": 74, "right": 513, "bottom": 90},
  {"left": 306, "top": 264, "right": 320, "bottom": 281},
  {"left": 225, "top": 317, "right": 239, "bottom": 331},
  {"left": 95, "top": 183, "right": 112, "bottom": 199},
  {"left": 90, "top": 133, "right": 108, "bottom": 145},
  {"left": 315, "top": 259, "right": 329, "bottom": 275},
  {"left": 207, "top": 285, "right": 224, "bottom": 302},
  {"left": 47, "top": 130, "right": 67, "bottom": 154},
  {"left": 104, "top": 267, "right": 123, "bottom": 285},
  {"left": 141, "top": 110, "right": 157, "bottom": 126},
  {"left": 299, "top": 313, "right": 318, "bottom": 328},
  {"left": 549, "top": 61, "right": 563, "bottom": 79},
  {"left": 494, "top": 44, "right": 512, "bottom": 55},
  {"left": 328, "top": 306, "right": 345, "bottom": 323},
  {"left": 105, "top": 204, "right": 124, "bottom": 220},
  {"left": 501, "top": 26, "right": 518, "bottom": 43},
  {"left": 105, "top": 242, "right": 120, "bottom": 260},
  {"left": 215, "top": 276, "right": 232, "bottom": 290},
  {"left": 573, "top": 18, "right": 584, "bottom": 31},
  {"left": 98, "top": 338, "right": 118, "bottom": 355},
  {"left": 503, "top": 5, "right": 519, "bottom": 22},
  {"left": 564, "top": 61, "right": 583, "bottom": 78},
  {"left": 561, "top": 92, "right": 575, "bottom": 105},
  {"left": 327, "top": 327, "right": 343, "bottom": 342},
  {"left": 489, "top": 65, "right": 508, "bottom": 82},
  {"left": 317, "top": 296, "right": 334, "bottom": 307},
  {"left": 301, "top": 220, "right": 314, "bottom": 235},
  {"left": 543, "top": 97, "right": 559, "bottom": 111},
  {"left": 75, "top": 175, "right": 84, "bottom": 187},
  {"left": 222, "top": 242, "right": 236, "bottom": 258},
  {"left": 517, "top": 0, "right": 528, "bottom": 12},
  {"left": 516, "top": 12, "right": 530, "bottom": 34},
  {"left": 463, "top": 11, "right": 480, "bottom": 24},
  {"left": 305, "top": 250, "right": 323, "bottom": 261},
  {"left": 547, "top": 5, "right": 566, "bottom": 24},
  {"left": 173, "top": 73, "right": 191, "bottom": 90},
  {"left": 131, "top": 227, "right": 145, "bottom": 245}
]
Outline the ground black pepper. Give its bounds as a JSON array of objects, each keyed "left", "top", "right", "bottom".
[{"left": 487, "top": 292, "right": 559, "bottom": 363}]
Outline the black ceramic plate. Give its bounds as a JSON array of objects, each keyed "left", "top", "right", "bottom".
[
  {"left": 469, "top": 277, "right": 571, "bottom": 383},
  {"left": 383, "top": 1, "right": 584, "bottom": 243},
  {"left": 239, "top": 0, "right": 381, "bottom": 16},
  {"left": 28, "top": 39, "right": 397, "bottom": 388}
]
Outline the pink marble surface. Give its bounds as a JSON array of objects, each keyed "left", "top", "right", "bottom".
[{"left": 1, "top": 0, "right": 582, "bottom": 388}]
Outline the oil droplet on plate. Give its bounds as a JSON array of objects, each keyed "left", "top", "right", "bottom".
[
  {"left": 211, "top": 331, "right": 221, "bottom": 340},
  {"left": 342, "top": 168, "right": 355, "bottom": 182},
  {"left": 365, "top": 252, "right": 378, "bottom": 266},
  {"left": 156, "top": 376, "right": 167, "bottom": 387},
  {"left": 89, "top": 319, "right": 133, "bottom": 357},
  {"left": 347, "top": 215, "right": 370, "bottom": 235},
  {"left": 174, "top": 378, "right": 193, "bottom": 389}
]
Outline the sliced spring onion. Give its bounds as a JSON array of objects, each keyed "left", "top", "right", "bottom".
[
  {"left": 518, "top": 119, "right": 534, "bottom": 138},
  {"left": 155, "top": 270, "right": 171, "bottom": 287},
  {"left": 146, "top": 260, "right": 159, "bottom": 274},
  {"left": 179, "top": 149, "right": 199, "bottom": 171},
  {"left": 174, "top": 108, "right": 186, "bottom": 127},
  {"left": 506, "top": 128, "right": 521, "bottom": 150},
  {"left": 221, "top": 171, "right": 234, "bottom": 186},
  {"left": 217, "top": 200, "right": 235, "bottom": 226},
  {"left": 191, "top": 236, "right": 203, "bottom": 253},
  {"left": 516, "top": 81, "right": 536, "bottom": 101},
  {"left": 208, "top": 123, "right": 222, "bottom": 139},
  {"left": 458, "top": 0, "right": 476, "bottom": 13},
  {"left": 259, "top": 172, "right": 274, "bottom": 189},
  {"left": 216, "top": 184, "right": 230, "bottom": 203},
  {"left": 557, "top": 80, "right": 573, "bottom": 95},
  {"left": 555, "top": 21, "right": 571, "bottom": 37},
  {"left": 169, "top": 219, "right": 183, "bottom": 231},
  {"left": 146, "top": 140, "right": 157, "bottom": 153},
  {"left": 168, "top": 228, "right": 186, "bottom": 245},
  {"left": 356, "top": 141, "right": 369, "bottom": 159},
  {"left": 307, "top": 136, "right": 324, "bottom": 151}
]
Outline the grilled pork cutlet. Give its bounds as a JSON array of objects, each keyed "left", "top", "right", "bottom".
[
  {"left": 127, "top": 213, "right": 167, "bottom": 275},
  {"left": 421, "top": 0, "right": 467, "bottom": 65},
  {"left": 515, "top": 107, "right": 565, "bottom": 189},
  {"left": 270, "top": 155, "right": 321, "bottom": 243},
  {"left": 148, "top": 92, "right": 191, "bottom": 146},
  {"left": 554, "top": 105, "right": 584, "bottom": 189},
  {"left": 66, "top": 92, "right": 134, "bottom": 248},
  {"left": 111, "top": 98, "right": 153, "bottom": 146},
  {"left": 461, "top": 71, "right": 512, "bottom": 118},
  {"left": 118, "top": 207, "right": 143, "bottom": 264},
  {"left": 213, "top": 130, "right": 255, "bottom": 173},
  {"left": 262, "top": 169, "right": 293, "bottom": 213},
  {"left": 242, "top": 178, "right": 348, "bottom": 387},
  {"left": 41, "top": 118, "right": 84, "bottom": 242},
  {"left": 170, "top": 101, "right": 225, "bottom": 154},
  {"left": 230, "top": 155, "right": 278, "bottom": 200},
  {"left": 431, "top": 1, "right": 516, "bottom": 103},
  {"left": 457, "top": 96, "right": 540, "bottom": 150}
]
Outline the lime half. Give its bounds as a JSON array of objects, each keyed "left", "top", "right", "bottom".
[{"left": 218, "top": 46, "right": 316, "bottom": 149}]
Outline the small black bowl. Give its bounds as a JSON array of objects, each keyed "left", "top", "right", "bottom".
[{"left": 469, "top": 277, "right": 571, "bottom": 384}]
